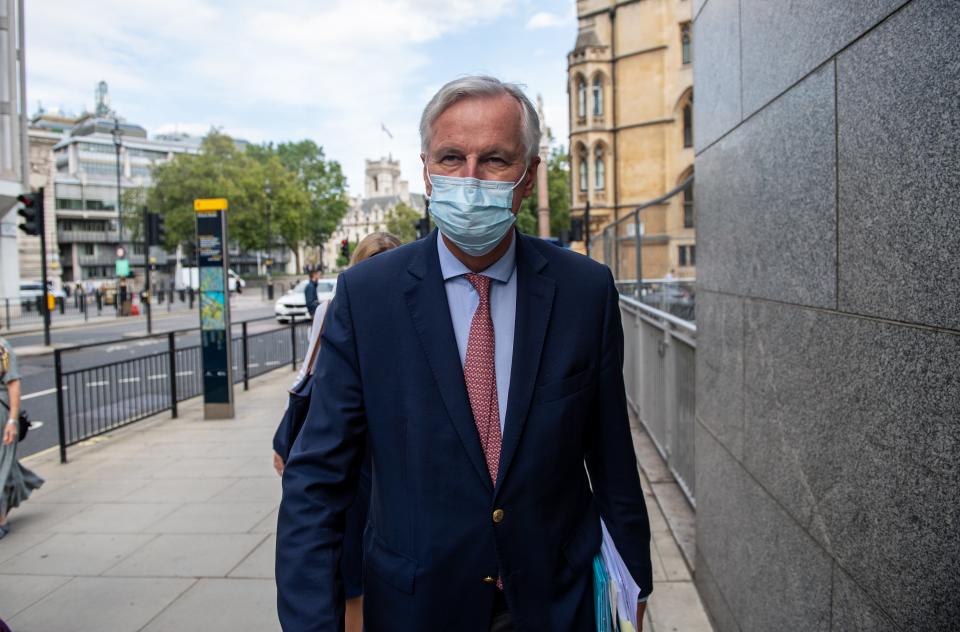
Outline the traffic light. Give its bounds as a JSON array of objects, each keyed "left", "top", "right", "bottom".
[
  {"left": 416, "top": 217, "right": 431, "bottom": 239},
  {"left": 16, "top": 192, "right": 43, "bottom": 236},
  {"left": 569, "top": 217, "right": 584, "bottom": 242},
  {"left": 154, "top": 214, "right": 166, "bottom": 246},
  {"left": 340, "top": 239, "right": 349, "bottom": 258},
  {"left": 146, "top": 212, "right": 166, "bottom": 246}
]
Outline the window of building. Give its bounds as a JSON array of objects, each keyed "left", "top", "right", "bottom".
[
  {"left": 82, "top": 244, "right": 94, "bottom": 256},
  {"left": 577, "top": 77, "right": 587, "bottom": 119},
  {"left": 678, "top": 244, "right": 696, "bottom": 267},
  {"left": 681, "top": 23, "right": 691, "bottom": 65},
  {"left": 683, "top": 180, "right": 694, "bottom": 228},
  {"left": 683, "top": 102, "right": 693, "bottom": 148},
  {"left": 594, "top": 146, "right": 605, "bottom": 191},
  {"left": 86, "top": 199, "right": 113, "bottom": 211},
  {"left": 56, "top": 198, "right": 84, "bottom": 210},
  {"left": 578, "top": 149, "right": 588, "bottom": 192},
  {"left": 79, "top": 142, "right": 115, "bottom": 154},
  {"left": 592, "top": 76, "right": 603, "bottom": 117}
]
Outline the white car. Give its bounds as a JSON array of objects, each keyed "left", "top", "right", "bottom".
[
  {"left": 19, "top": 281, "right": 66, "bottom": 302},
  {"left": 275, "top": 279, "right": 336, "bottom": 323}
]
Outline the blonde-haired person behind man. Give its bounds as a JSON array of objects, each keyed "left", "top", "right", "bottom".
[{"left": 273, "top": 231, "right": 401, "bottom": 632}]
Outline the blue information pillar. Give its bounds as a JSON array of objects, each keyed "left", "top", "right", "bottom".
[{"left": 194, "top": 198, "right": 234, "bottom": 419}]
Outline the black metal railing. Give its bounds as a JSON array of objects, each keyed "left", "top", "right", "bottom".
[{"left": 54, "top": 316, "right": 312, "bottom": 462}]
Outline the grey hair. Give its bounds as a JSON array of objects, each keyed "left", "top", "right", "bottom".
[{"left": 419, "top": 76, "right": 542, "bottom": 162}]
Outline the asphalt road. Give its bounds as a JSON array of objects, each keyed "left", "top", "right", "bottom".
[{"left": 2, "top": 298, "right": 300, "bottom": 459}]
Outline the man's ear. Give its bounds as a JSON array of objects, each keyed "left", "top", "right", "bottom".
[
  {"left": 421, "top": 153, "right": 432, "bottom": 196},
  {"left": 522, "top": 156, "right": 541, "bottom": 198}
]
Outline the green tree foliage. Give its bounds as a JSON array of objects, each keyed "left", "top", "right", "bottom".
[
  {"left": 148, "top": 131, "right": 265, "bottom": 257},
  {"left": 517, "top": 146, "right": 571, "bottom": 239},
  {"left": 385, "top": 202, "right": 423, "bottom": 243},
  {"left": 120, "top": 186, "right": 149, "bottom": 243},
  {"left": 147, "top": 132, "right": 348, "bottom": 272},
  {"left": 248, "top": 140, "right": 349, "bottom": 264}
]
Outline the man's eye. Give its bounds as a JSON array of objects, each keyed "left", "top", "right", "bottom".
[
  {"left": 488, "top": 157, "right": 506, "bottom": 165},
  {"left": 440, "top": 155, "right": 461, "bottom": 163}
]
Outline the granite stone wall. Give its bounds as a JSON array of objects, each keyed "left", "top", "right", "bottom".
[{"left": 691, "top": 0, "right": 959, "bottom": 629}]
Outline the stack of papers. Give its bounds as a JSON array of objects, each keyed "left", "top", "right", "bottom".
[{"left": 594, "top": 519, "right": 641, "bottom": 632}]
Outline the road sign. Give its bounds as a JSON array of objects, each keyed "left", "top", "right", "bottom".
[
  {"left": 195, "top": 198, "right": 234, "bottom": 419},
  {"left": 194, "top": 198, "right": 229, "bottom": 212}
]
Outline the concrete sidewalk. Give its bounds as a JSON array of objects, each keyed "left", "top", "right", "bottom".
[{"left": 0, "top": 367, "right": 710, "bottom": 631}]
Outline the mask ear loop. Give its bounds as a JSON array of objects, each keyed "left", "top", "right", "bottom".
[{"left": 510, "top": 160, "right": 532, "bottom": 191}]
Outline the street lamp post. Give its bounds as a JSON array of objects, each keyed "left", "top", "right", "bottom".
[
  {"left": 111, "top": 118, "right": 123, "bottom": 248},
  {"left": 264, "top": 180, "right": 273, "bottom": 300}
]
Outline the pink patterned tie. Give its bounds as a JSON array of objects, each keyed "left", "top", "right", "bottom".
[{"left": 463, "top": 273, "right": 502, "bottom": 484}]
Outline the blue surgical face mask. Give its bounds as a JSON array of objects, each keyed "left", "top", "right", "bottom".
[{"left": 427, "top": 168, "right": 527, "bottom": 257}]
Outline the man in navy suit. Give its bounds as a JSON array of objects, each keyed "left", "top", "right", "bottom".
[{"left": 277, "top": 76, "right": 652, "bottom": 631}]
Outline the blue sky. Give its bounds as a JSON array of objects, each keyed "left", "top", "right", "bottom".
[{"left": 25, "top": 0, "right": 577, "bottom": 195}]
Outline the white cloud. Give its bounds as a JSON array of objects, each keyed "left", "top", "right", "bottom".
[
  {"left": 23, "top": 0, "right": 536, "bottom": 192},
  {"left": 525, "top": 11, "right": 569, "bottom": 30}
]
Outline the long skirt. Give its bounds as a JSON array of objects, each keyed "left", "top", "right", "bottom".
[{"left": 0, "top": 440, "right": 44, "bottom": 517}]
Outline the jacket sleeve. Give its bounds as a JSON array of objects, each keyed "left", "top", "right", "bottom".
[
  {"left": 584, "top": 271, "right": 653, "bottom": 599},
  {"left": 276, "top": 274, "right": 367, "bottom": 631}
]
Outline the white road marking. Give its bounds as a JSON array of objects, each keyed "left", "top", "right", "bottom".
[
  {"left": 21, "top": 387, "right": 65, "bottom": 401},
  {"left": 118, "top": 377, "right": 141, "bottom": 384},
  {"left": 86, "top": 380, "right": 110, "bottom": 387},
  {"left": 105, "top": 345, "right": 128, "bottom": 353},
  {"left": 147, "top": 374, "right": 167, "bottom": 381},
  {"left": 248, "top": 362, "right": 260, "bottom": 367},
  {"left": 265, "top": 360, "right": 280, "bottom": 366},
  {"left": 175, "top": 371, "right": 193, "bottom": 376}
]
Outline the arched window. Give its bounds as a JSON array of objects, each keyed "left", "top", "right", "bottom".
[
  {"left": 577, "top": 77, "right": 587, "bottom": 119},
  {"left": 578, "top": 147, "right": 588, "bottom": 191},
  {"left": 681, "top": 23, "right": 691, "bottom": 65},
  {"left": 592, "top": 76, "right": 603, "bottom": 117},
  {"left": 594, "top": 146, "right": 605, "bottom": 191},
  {"left": 683, "top": 178, "right": 694, "bottom": 228},
  {"left": 683, "top": 102, "right": 693, "bottom": 148}
]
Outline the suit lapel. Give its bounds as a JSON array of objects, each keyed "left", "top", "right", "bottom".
[
  {"left": 404, "top": 231, "right": 493, "bottom": 493},
  {"left": 496, "top": 234, "right": 555, "bottom": 495}
]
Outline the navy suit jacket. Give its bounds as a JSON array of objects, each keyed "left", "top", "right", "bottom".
[{"left": 276, "top": 230, "right": 651, "bottom": 631}]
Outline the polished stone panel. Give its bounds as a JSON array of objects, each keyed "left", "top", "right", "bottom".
[
  {"left": 692, "top": 0, "right": 740, "bottom": 151},
  {"left": 695, "top": 290, "right": 744, "bottom": 459},
  {"left": 836, "top": 0, "right": 960, "bottom": 330},
  {"left": 696, "top": 64, "right": 836, "bottom": 307},
  {"left": 693, "top": 549, "right": 741, "bottom": 632},
  {"left": 740, "top": 0, "right": 908, "bottom": 116},
  {"left": 743, "top": 299, "right": 960, "bottom": 630},
  {"left": 696, "top": 423, "right": 832, "bottom": 631},
  {"left": 831, "top": 565, "right": 899, "bottom": 631}
]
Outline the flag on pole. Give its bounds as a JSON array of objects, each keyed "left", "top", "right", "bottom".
[{"left": 381, "top": 123, "right": 394, "bottom": 139}]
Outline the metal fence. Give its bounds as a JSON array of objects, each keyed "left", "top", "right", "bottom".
[
  {"left": 2, "top": 288, "right": 198, "bottom": 332},
  {"left": 619, "top": 293, "right": 697, "bottom": 506},
  {"left": 54, "top": 316, "right": 311, "bottom": 462}
]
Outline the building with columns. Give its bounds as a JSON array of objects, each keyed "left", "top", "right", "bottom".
[
  {"left": 0, "top": 0, "right": 27, "bottom": 300},
  {"left": 323, "top": 156, "right": 424, "bottom": 272},
  {"left": 567, "top": 0, "right": 694, "bottom": 279}
]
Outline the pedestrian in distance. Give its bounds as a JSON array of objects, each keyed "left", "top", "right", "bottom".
[
  {"left": 304, "top": 268, "right": 322, "bottom": 318},
  {"left": 0, "top": 337, "right": 44, "bottom": 540},
  {"left": 276, "top": 76, "right": 652, "bottom": 631},
  {"left": 274, "top": 231, "right": 401, "bottom": 632}
]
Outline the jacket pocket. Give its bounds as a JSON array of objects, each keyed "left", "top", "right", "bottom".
[
  {"left": 365, "top": 532, "right": 418, "bottom": 595},
  {"left": 536, "top": 367, "right": 596, "bottom": 404},
  {"left": 562, "top": 501, "right": 602, "bottom": 572}
]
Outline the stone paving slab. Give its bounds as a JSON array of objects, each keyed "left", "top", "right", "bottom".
[{"left": 8, "top": 576, "right": 195, "bottom": 632}]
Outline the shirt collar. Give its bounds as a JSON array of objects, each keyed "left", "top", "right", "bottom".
[{"left": 437, "top": 230, "right": 517, "bottom": 284}]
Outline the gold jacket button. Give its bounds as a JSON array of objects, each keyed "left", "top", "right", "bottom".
[
  {"left": 482, "top": 576, "right": 496, "bottom": 584},
  {"left": 492, "top": 508, "right": 505, "bottom": 523}
]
